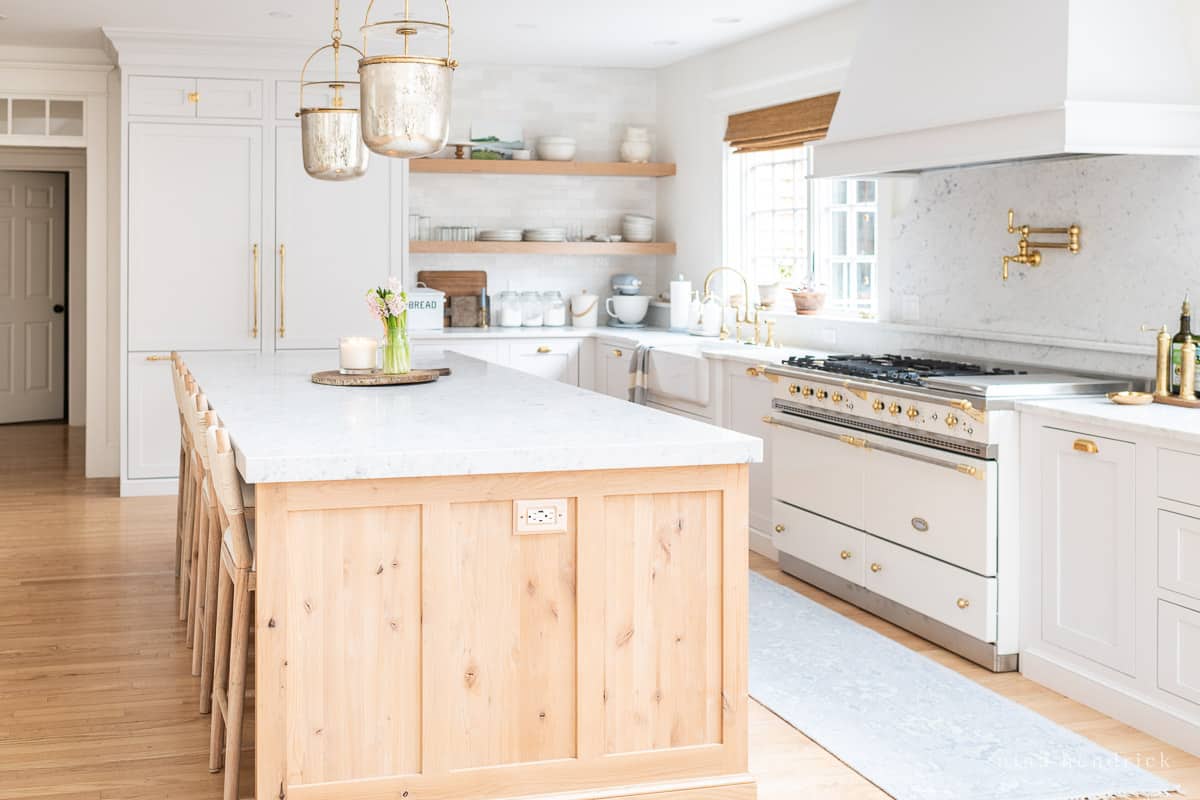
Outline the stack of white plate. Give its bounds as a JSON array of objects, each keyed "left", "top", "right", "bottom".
[
  {"left": 477, "top": 229, "right": 523, "bottom": 242},
  {"left": 523, "top": 228, "right": 567, "bottom": 242},
  {"left": 621, "top": 214, "right": 655, "bottom": 243}
]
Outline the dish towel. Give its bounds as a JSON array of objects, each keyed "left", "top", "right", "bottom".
[{"left": 627, "top": 344, "right": 654, "bottom": 404}]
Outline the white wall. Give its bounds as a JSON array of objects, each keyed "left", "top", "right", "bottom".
[{"left": 409, "top": 64, "right": 659, "bottom": 307}]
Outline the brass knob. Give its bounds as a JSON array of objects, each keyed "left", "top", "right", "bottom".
[
  {"left": 831, "top": 392, "right": 844, "bottom": 403},
  {"left": 956, "top": 598, "right": 970, "bottom": 609},
  {"left": 774, "top": 524, "right": 785, "bottom": 533},
  {"left": 906, "top": 406, "right": 919, "bottom": 419},
  {"left": 788, "top": 384, "right": 800, "bottom": 395},
  {"left": 537, "top": 346, "right": 552, "bottom": 353},
  {"left": 872, "top": 400, "right": 885, "bottom": 412},
  {"left": 870, "top": 562, "right": 882, "bottom": 573},
  {"left": 839, "top": 550, "right": 852, "bottom": 560},
  {"left": 612, "top": 349, "right": 623, "bottom": 357},
  {"left": 815, "top": 389, "right": 828, "bottom": 400},
  {"left": 945, "top": 413, "right": 959, "bottom": 428},
  {"left": 746, "top": 366, "right": 761, "bottom": 377},
  {"left": 888, "top": 402, "right": 901, "bottom": 415},
  {"left": 802, "top": 386, "right": 815, "bottom": 398}
]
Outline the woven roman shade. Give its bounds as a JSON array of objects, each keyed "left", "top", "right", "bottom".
[{"left": 724, "top": 92, "right": 840, "bottom": 153}]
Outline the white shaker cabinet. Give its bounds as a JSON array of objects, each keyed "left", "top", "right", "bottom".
[
  {"left": 1038, "top": 427, "right": 1137, "bottom": 675},
  {"left": 723, "top": 364, "right": 775, "bottom": 542},
  {"left": 127, "top": 123, "right": 263, "bottom": 351},
  {"left": 128, "top": 76, "right": 263, "bottom": 119},
  {"left": 598, "top": 341, "right": 632, "bottom": 398},
  {"left": 126, "top": 353, "right": 183, "bottom": 480},
  {"left": 274, "top": 127, "right": 392, "bottom": 349},
  {"left": 507, "top": 340, "right": 580, "bottom": 385}
]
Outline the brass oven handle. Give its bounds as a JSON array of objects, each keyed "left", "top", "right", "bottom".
[
  {"left": 251, "top": 243, "right": 259, "bottom": 338},
  {"left": 277, "top": 244, "right": 286, "bottom": 338},
  {"left": 1073, "top": 438, "right": 1098, "bottom": 454},
  {"left": 838, "top": 434, "right": 868, "bottom": 449}
]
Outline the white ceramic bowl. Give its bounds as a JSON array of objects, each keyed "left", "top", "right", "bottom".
[
  {"left": 538, "top": 137, "right": 577, "bottom": 161},
  {"left": 605, "top": 295, "right": 651, "bottom": 325}
]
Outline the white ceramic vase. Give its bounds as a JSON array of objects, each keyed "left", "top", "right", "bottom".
[{"left": 619, "top": 126, "right": 652, "bottom": 163}]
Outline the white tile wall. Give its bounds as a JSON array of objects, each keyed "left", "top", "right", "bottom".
[{"left": 409, "top": 63, "right": 661, "bottom": 311}]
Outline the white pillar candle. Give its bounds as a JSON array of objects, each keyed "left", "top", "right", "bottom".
[{"left": 339, "top": 337, "right": 379, "bottom": 372}]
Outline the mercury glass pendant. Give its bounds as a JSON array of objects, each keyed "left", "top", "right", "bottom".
[
  {"left": 358, "top": 0, "right": 458, "bottom": 159},
  {"left": 296, "top": 0, "right": 369, "bottom": 181}
]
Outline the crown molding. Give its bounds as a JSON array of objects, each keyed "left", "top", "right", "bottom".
[
  {"left": 0, "top": 45, "right": 113, "bottom": 72},
  {"left": 103, "top": 27, "right": 319, "bottom": 72}
]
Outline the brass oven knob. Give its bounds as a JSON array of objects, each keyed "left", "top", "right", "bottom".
[
  {"left": 872, "top": 400, "right": 885, "bottom": 412},
  {"left": 839, "top": 550, "right": 852, "bottom": 560},
  {"left": 945, "top": 413, "right": 959, "bottom": 428},
  {"left": 774, "top": 524, "right": 785, "bottom": 533},
  {"left": 956, "top": 597, "right": 970, "bottom": 609},
  {"left": 870, "top": 562, "right": 883, "bottom": 573},
  {"left": 788, "top": 384, "right": 800, "bottom": 395},
  {"left": 815, "top": 389, "right": 828, "bottom": 400},
  {"left": 888, "top": 402, "right": 901, "bottom": 415},
  {"left": 802, "top": 386, "right": 815, "bottom": 398},
  {"left": 831, "top": 392, "right": 844, "bottom": 403},
  {"left": 906, "top": 406, "right": 919, "bottom": 420}
]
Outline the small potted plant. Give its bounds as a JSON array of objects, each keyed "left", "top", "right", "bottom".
[
  {"left": 787, "top": 278, "right": 827, "bottom": 316},
  {"left": 366, "top": 277, "right": 411, "bottom": 374}
]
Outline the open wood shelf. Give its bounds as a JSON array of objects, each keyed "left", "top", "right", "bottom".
[
  {"left": 410, "top": 159, "right": 676, "bottom": 177},
  {"left": 409, "top": 241, "right": 676, "bottom": 256}
]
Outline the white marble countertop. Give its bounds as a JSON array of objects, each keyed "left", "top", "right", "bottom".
[
  {"left": 1015, "top": 396, "right": 1200, "bottom": 446},
  {"left": 185, "top": 351, "right": 762, "bottom": 485}
]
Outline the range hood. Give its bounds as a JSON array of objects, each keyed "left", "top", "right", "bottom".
[{"left": 810, "top": 0, "right": 1200, "bottom": 177}]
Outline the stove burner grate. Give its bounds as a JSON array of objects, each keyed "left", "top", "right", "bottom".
[{"left": 780, "top": 353, "right": 1023, "bottom": 386}]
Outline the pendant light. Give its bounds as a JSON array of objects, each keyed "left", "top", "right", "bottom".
[
  {"left": 358, "top": 0, "right": 458, "bottom": 159},
  {"left": 296, "top": 0, "right": 369, "bottom": 180}
]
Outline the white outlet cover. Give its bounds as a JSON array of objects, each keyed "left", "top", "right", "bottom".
[{"left": 515, "top": 498, "right": 569, "bottom": 534}]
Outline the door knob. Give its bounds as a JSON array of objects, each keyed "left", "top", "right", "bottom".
[{"left": 52, "top": 304, "right": 65, "bottom": 313}]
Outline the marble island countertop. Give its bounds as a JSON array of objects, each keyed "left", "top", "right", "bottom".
[
  {"left": 184, "top": 351, "right": 763, "bottom": 484},
  {"left": 1015, "top": 396, "right": 1200, "bottom": 447}
]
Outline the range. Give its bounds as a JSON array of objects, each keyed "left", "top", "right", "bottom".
[{"left": 764, "top": 352, "right": 1129, "bottom": 671}]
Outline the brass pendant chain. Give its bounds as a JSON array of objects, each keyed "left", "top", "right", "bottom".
[{"left": 331, "top": 0, "right": 342, "bottom": 84}]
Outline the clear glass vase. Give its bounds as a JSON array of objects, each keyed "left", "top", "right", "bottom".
[{"left": 382, "top": 322, "right": 411, "bottom": 374}]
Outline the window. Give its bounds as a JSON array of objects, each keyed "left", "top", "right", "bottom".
[{"left": 727, "top": 145, "right": 879, "bottom": 317}]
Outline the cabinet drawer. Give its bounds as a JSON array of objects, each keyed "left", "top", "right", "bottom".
[
  {"left": 128, "top": 76, "right": 197, "bottom": 117},
  {"left": 1159, "top": 449, "right": 1200, "bottom": 508},
  {"left": 865, "top": 536, "right": 997, "bottom": 642},
  {"left": 772, "top": 501, "right": 865, "bottom": 585},
  {"left": 1158, "top": 600, "right": 1200, "bottom": 706},
  {"left": 599, "top": 341, "right": 632, "bottom": 399},
  {"left": 127, "top": 353, "right": 184, "bottom": 479},
  {"left": 770, "top": 418, "right": 865, "bottom": 529},
  {"left": 863, "top": 444, "right": 996, "bottom": 575},
  {"left": 507, "top": 340, "right": 580, "bottom": 385},
  {"left": 1159, "top": 509, "right": 1200, "bottom": 601},
  {"left": 196, "top": 79, "right": 262, "bottom": 119}
]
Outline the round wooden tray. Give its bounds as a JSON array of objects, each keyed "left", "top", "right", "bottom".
[{"left": 311, "top": 367, "right": 450, "bottom": 387}]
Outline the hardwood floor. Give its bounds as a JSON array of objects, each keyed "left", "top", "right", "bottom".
[{"left": 0, "top": 423, "right": 1195, "bottom": 799}]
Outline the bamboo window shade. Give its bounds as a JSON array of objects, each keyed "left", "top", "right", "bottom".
[{"left": 724, "top": 92, "right": 840, "bottom": 153}]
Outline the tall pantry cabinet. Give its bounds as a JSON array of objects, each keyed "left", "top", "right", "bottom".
[{"left": 121, "top": 69, "right": 404, "bottom": 493}]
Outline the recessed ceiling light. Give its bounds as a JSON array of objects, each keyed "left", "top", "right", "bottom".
[
  {"left": 267, "top": 10, "right": 293, "bottom": 19},
  {"left": 0, "top": 14, "right": 9, "bottom": 21},
  {"left": 653, "top": 39, "right": 679, "bottom": 46},
  {"left": 712, "top": 16, "right": 742, "bottom": 24}
]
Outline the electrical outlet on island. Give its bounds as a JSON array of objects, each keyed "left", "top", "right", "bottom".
[{"left": 515, "top": 499, "right": 569, "bottom": 534}]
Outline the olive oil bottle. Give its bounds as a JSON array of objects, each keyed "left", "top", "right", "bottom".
[{"left": 1170, "top": 292, "right": 1200, "bottom": 394}]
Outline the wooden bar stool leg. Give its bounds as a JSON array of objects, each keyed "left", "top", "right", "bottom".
[
  {"left": 209, "top": 565, "right": 234, "bottom": 772},
  {"left": 178, "top": 473, "right": 194, "bottom": 620},
  {"left": 199, "top": 501, "right": 223, "bottom": 712},
  {"left": 174, "top": 440, "right": 185, "bottom": 577},
  {"left": 223, "top": 569, "right": 252, "bottom": 800},
  {"left": 185, "top": 481, "right": 204, "bottom": 647},
  {"left": 191, "top": 501, "right": 212, "bottom": 676}
]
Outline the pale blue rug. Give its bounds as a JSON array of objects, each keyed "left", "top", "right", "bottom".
[{"left": 748, "top": 572, "right": 1177, "bottom": 800}]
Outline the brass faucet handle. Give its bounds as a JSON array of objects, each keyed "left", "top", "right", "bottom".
[
  {"left": 1007, "top": 208, "right": 1017, "bottom": 234},
  {"left": 766, "top": 319, "right": 778, "bottom": 348}
]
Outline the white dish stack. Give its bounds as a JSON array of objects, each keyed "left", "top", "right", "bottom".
[
  {"left": 477, "top": 229, "right": 523, "bottom": 242},
  {"left": 621, "top": 214, "right": 655, "bottom": 243},
  {"left": 523, "top": 228, "right": 567, "bottom": 242}
]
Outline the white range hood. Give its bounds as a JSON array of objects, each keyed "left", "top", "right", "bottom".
[{"left": 810, "top": 0, "right": 1200, "bottom": 177}]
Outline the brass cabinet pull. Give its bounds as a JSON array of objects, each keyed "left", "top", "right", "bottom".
[
  {"left": 838, "top": 434, "right": 868, "bottom": 449},
  {"left": 277, "top": 244, "right": 286, "bottom": 338},
  {"left": 251, "top": 243, "right": 260, "bottom": 338},
  {"left": 746, "top": 366, "right": 762, "bottom": 377},
  {"left": 536, "top": 345, "right": 552, "bottom": 354},
  {"left": 774, "top": 523, "right": 785, "bottom": 533},
  {"left": 187, "top": 91, "right": 200, "bottom": 104},
  {"left": 956, "top": 597, "right": 970, "bottom": 609},
  {"left": 839, "top": 550, "right": 852, "bottom": 560},
  {"left": 1073, "top": 438, "right": 1099, "bottom": 454},
  {"left": 612, "top": 349, "right": 623, "bottom": 357},
  {"left": 145, "top": 354, "right": 171, "bottom": 361},
  {"left": 870, "top": 562, "right": 883, "bottom": 573}
]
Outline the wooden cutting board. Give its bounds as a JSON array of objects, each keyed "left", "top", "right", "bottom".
[{"left": 416, "top": 270, "right": 487, "bottom": 326}]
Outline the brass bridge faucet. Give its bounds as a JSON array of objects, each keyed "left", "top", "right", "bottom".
[
  {"left": 1002, "top": 209, "right": 1081, "bottom": 281},
  {"left": 702, "top": 266, "right": 753, "bottom": 341}
]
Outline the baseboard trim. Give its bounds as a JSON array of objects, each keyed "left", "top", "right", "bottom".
[
  {"left": 120, "top": 477, "right": 177, "bottom": 497},
  {"left": 1021, "top": 648, "right": 1200, "bottom": 757},
  {"left": 749, "top": 528, "right": 778, "bottom": 560}
]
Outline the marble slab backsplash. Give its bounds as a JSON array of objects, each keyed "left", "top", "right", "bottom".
[{"left": 779, "top": 154, "right": 1200, "bottom": 381}]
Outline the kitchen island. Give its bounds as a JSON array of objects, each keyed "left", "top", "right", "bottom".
[{"left": 183, "top": 351, "right": 762, "bottom": 800}]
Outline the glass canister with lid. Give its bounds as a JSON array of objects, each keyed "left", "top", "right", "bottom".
[
  {"left": 496, "top": 290, "right": 523, "bottom": 328},
  {"left": 520, "top": 290, "right": 544, "bottom": 326},
  {"left": 541, "top": 290, "right": 567, "bottom": 326}
]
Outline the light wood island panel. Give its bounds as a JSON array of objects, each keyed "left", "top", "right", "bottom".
[{"left": 254, "top": 464, "right": 754, "bottom": 800}]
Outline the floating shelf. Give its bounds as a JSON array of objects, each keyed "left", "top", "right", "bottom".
[
  {"left": 410, "top": 159, "right": 676, "bottom": 178},
  {"left": 409, "top": 241, "right": 676, "bottom": 256}
]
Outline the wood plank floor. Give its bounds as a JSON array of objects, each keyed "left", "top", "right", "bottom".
[{"left": 0, "top": 423, "right": 1195, "bottom": 799}]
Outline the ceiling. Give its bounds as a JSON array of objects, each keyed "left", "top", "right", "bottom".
[{"left": 0, "top": 0, "right": 854, "bottom": 68}]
